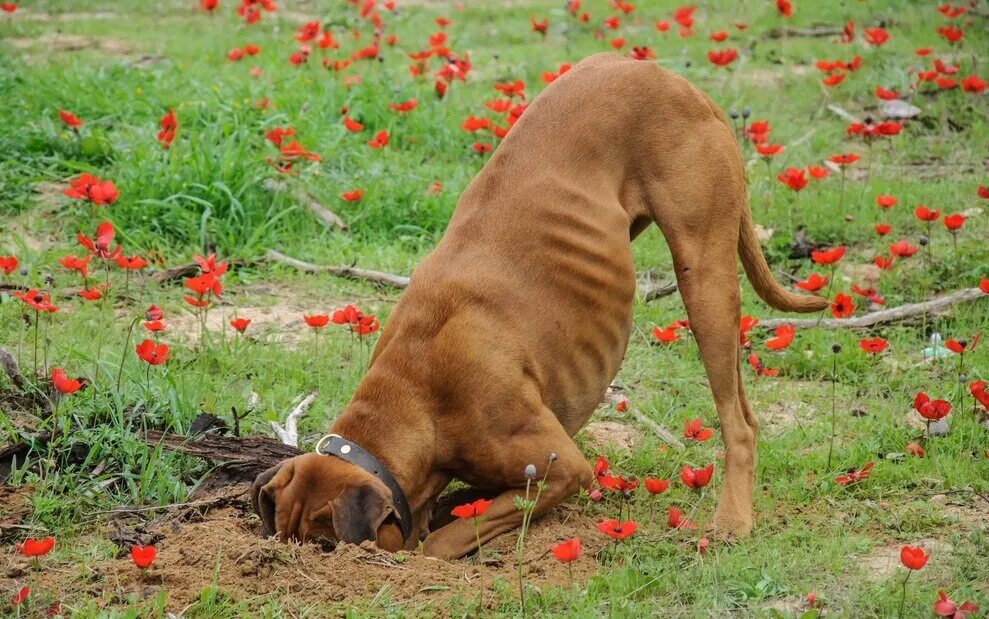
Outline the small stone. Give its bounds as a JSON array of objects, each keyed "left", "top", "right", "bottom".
[
  {"left": 880, "top": 99, "right": 922, "bottom": 119},
  {"left": 930, "top": 494, "right": 948, "bottom": 506},
  {"left": 928, "top": 419, "right": 949, "bottom": 436}
]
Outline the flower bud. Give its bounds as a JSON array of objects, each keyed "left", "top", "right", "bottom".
[
  {"left": 831, "top": 344, "right": 842, "bottom": 354},
  {"left": 524, "top": 464, "right": 537, "bottom": 480}
]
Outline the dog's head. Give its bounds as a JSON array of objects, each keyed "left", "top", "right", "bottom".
[{"left": 251, "top": 453, "right": 405, "bottom": 550}]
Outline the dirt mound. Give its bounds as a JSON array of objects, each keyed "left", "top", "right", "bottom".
[{"left": 12, "top": 498, "right": 605, "bottom": 613}]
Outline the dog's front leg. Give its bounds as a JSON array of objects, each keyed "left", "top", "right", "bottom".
[{"left": 421, "top": 429, "right": 592, "bottom": 560}]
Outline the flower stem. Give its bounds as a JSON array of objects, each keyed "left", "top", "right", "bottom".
[
  {"left": 826, "top": 349, "right": 838, "bottom": 470},
  {"left": 896, "top": 570, "right": 911, "bottom": 619},
  {"left": 115, "top": 317, "right": 141, "bottom": 393}
]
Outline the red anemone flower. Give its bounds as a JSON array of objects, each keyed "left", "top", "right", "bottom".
[
  {"left": 683, "top": 419, "right": 713, "bottom": 442},
  {"left": 914, "top": 392, "right": 951, "bottom": 421},
  {"left": 52, "top": 368, "right": 82, "bottom": 395},
  {"left": 828, "top": 153, "right": 860, "bottom": 166},
  {"left": 596, "top": 519, "right": 637, "bottom": 540},
  {"left": 59, "top": 109, "right": 83, "bottom": 128},
  {"left": 451, "top": 498, "right": 492, "bottom": 519},
  {"left": 340, "top": 189, "right": 363, "bottom": 202},
  {"left": 794, "top": 273, "right": 828, "bottom": 292},
  {"left": 77, "top": 221, "right": 118, "bottom": 259},
  {"left": 158, "top": 109, "right": 177, "bottom": 149},
  {"left": 136, "top": 340, "right": 169, "bottom": 365},
  {"left": 942, "top": 214, "right": 965, "bottom": 231},
  {"left": 748, "top": 352, "right": 778, "bottom": 376},
  {"left": 367, "top": 130, "right": 390, "bottom": 148},
  {"left": 756, "top": 144, "right": 784, "bottom": 158},
  {"left": 875, "top": 86, "right": 898, "bottom": 100},
  {"left": 777, "top": 168, "right": 807, "bottom": 192},
  {"left": 388, "top": 99, "right": 418, "bottom": 112},
  {"left": 680, "top": 464, "right": 714, "bottom": 489},
  {"left": 807, "top": 165, "right": 829, "bottom": 179},
  {"left": 551, "top": 538, "right": 581, "bottom": 563},
  {"left": 531, "top": 17, "right": 548, "bottom": 35},
  {"left": 835, "top": 461, "right": 873, "bottom": 485},
  {"left": 667, "top": 506, "right": 696, "bottom": 529},
  {"left": 765, "top": 323, "right": 795, "bottom": 351},
  {"left": 115, "top": 254, "right": 147, "bottom": 270},
  {"left": 303, "top": 314, "right": 330, "bottom": 328},
  {"left": 811, "top": 246, "right": 846, "bottom": 265},
  {"left": 11, "top": 587, "right": 29, "bottom": 606},
  {"left": 889, "top": 240, "right": 918, "bottom": 258},
  {"left": 230, "top": 317, "right": 251, "bottom": 332},
  {"left": 775, "top": 0, "right": 792, "bottom": 17},
  {"left": 876, "top": 194, "right": 897, "bottom": 209},
  {"left": 14, "top": 289, "right": 57, "bottom": 313},
  {"left": 900, "top": 546, "right": 929, "bottom": 570},
  {"left": 858, "top": 337, "right": 888, "bottom": 355},
  {"left": 644, "top": 477, "right": 670, "bottom": 495},
  {"left": 961, "top": 75, "right": 987, "bottom": 94},
  {"left": 914, "top": 205, "right": 941, "bottom": 222},
  {"left": 864, "top": 27, "right": 889, "bottom": 46},
  {"left": 652, "top": 326, "right": 680, "bottom": 344},
  {"left": 265, "top": 126, "right": 295, "bottom": 145},
  {"left": 934, "top": 590, "right": 979, "bottom": 618},
  {"left": 707, "top": 48, "right": 738, "bottom": 67},
  {"left": 0, "top": 255, "right": 17, "bottom": 275},
  {"left": 830, "top": 293, "right": 855, "bottom": 319},
  {"left": 130, "top": 545, "right": 157, "bottom": 569},
  {"left": 874, "top": 224, "right": 892, "bottom": 236},
  {"left": 16, "top": 536, "right": 55, "bottom": 557}
]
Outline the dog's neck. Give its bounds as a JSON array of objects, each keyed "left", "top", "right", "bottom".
[{"left": 328, "top": 364, "right": 443, "bottom": 520}]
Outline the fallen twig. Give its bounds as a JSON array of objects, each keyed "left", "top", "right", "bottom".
[
  {"left": 639, "top": 281, "right": 678, "bottom": 303},
  {"left": 264, "top": 179, "right": 349, "bottom": 232},
  {"left": 270, "top": 391, "right": 317, "bottom": 448},
  {"left": 759, "top": 287, "right": 985, "bottom": 330},
  {"left": 149, "top": 259, "right": 251, "bottom": 284},
  {"left": 142, "top": 429, "right": 303, "bottom": 471},
  {"left": 630, "top": 409, "right": 684, "bottom": 450},
  {"left": 826, "top": 104, "right": 861, "bottom": 124},
  {"left": 764, "top": 25, "right": 843, "bottom": 39},
  {"left": 266, "top": 249, "right": 411, "bottom": 289}
]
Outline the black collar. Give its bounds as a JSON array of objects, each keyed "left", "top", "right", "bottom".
[{"left": 314, "top": 434, "right": 414, "bottom": 542}]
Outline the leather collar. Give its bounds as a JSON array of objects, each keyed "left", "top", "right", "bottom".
[{"left": 314, "top": 434, "right": 413, "bottom": 542}]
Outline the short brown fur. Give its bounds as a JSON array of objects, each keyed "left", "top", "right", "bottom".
[{"left": 252, "top": 53, "right": 828, "bottom": 559}]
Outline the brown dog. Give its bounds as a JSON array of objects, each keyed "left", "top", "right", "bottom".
[{"left": 252, "top": 53, "right": 828, "bottom": 559}]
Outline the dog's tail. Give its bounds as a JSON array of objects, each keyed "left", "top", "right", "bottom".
[{"left": 737, "top": 202, "right": 829, "bottom": 314}]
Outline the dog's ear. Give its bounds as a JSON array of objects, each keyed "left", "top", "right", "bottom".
[
  {"left": 330, "top": 481, "right": 397, "bottom": 545},
  {"left": 251, "top": 462, "right": 285, "bottom": 538}
]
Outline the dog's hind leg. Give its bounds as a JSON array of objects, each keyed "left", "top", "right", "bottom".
[{"left": 646, "top": 131, "right": 757, "bottom": 538}]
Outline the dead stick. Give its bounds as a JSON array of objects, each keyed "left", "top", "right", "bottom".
[
  {"left": 640, "top": 281, "right": 678, "bottom": 303},
  {"left": 826, "top": 104, "right": 861, "bottom": 124},
  {"left": 759, "top": 288, "right": 985, "bottom": 330},
  {"left": 630, "top": 408, "right": 684, "bottom": 450},
  {"left": 264, "top": 179, "right": 349, "bottom": 232},
  {"left": 266, "top": 249, "right": 410, "bottom": 289},
  {"left": 142, "top": 430, "right": 303, "bottom": 469}
]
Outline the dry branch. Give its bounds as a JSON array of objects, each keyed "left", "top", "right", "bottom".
[
  {"left": 264, "top": 179, "right": 349, "bottom": 232},
  {"left": 143, "top": 430, "right": 303, "bottom": 472},
  {"left": 764, "top": 25, "right": 843, "bottom": 39},
  {"left": 826, "top": 104, "right": 860, "bottom": 124},
  {"left": 630, "top": 409, "right": 684, "bottom": 450},
  {"left": 149, "top": 259, "right": 251, "bottom": 284},
  {"left": 270, "top": 391, "right": 317, "bottom": 447},
  {"left": 640, "top": 281, "right": 678, "bottom": 303},
  {"left": 758, "top": 287, "right": 985, "bottom": 330},
  {"left": 266, "top": 249, "right": 411, "bottom": 289}
]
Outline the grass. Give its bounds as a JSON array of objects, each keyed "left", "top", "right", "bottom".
[{"left": 1, "top": 0, "right": 988, "bottom": 616}]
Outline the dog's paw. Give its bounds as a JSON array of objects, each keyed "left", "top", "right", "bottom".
[{"left": 711, "top": 507, "right": 753, "bottom": 541}]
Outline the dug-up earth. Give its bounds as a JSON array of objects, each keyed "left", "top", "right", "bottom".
[{"left": 3, "top": 487, "right": 608, "bottom": 614}]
